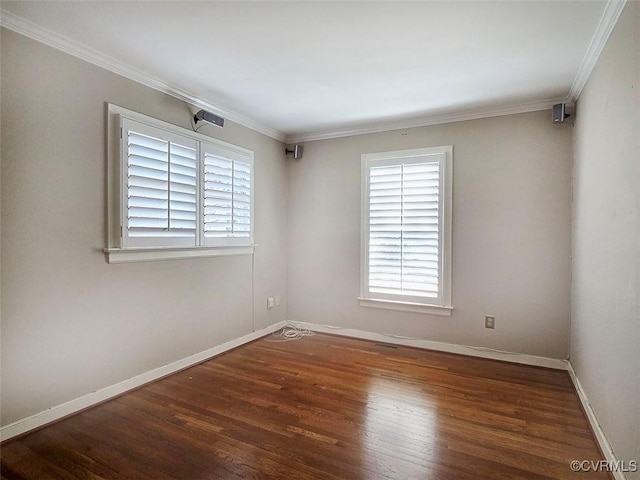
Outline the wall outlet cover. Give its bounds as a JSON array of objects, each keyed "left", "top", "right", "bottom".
[{"left": 485, "top": 315, "right": 495, "bottom": 329}]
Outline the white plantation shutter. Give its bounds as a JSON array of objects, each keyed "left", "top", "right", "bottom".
[
  {"left": 201, "top": 143, "right": 253, "bottom": 246},
  {"left": 362, "top": 147, "right": 452, "bottom": 309},
  {"left": 369, "top": 161, "right": 440, "bottom": 297},
  {"left": 121, "top": 118, "right": 197, "bottom": 247},
  {"left": 111, "top": 108, "right": 255, "bottom": 258}
]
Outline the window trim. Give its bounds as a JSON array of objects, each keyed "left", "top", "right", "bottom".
[
  {"left": 103, "top": 245, "right": 254, "bottom": 264},
  {"left": 105, "top": 104, "right": 256, "bottom": 263},
  {"left": 359, "top": 146, "right": 453, "bottom": 315}
]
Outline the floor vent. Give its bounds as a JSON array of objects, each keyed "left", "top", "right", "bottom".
[{"left": 375, "top": 343, "right": 399, "bottom": 349}]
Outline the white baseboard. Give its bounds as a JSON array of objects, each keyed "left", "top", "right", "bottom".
[
  {"left": 293, "top": 321, "right": 569, "bottom": 370},
  {"left": 0, "top": 321, "right": 286, "bottom": 442},
  {"left": 567, "top": 362, "right": 626, "bottom": 480}
]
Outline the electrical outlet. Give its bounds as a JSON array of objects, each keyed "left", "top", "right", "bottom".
[
  {"left": 275, "top": 296, "right": 281, "bottom": 306},
  {"left": 485, "top": 315, "right": 495, "bottom": 329},
  {"left": 267, "top": 297, "right": 275, "bottom": 309}
]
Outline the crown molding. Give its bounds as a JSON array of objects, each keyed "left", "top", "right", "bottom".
[
  {"left": 0, "top": 9, "right": 286, "bottom": 142},
  {"left": 285, "top": 97, "right": 569, "bottom": 143},
  {"left": 568, "top": 0, "right": 628, "bottom": 102},
  {"left": 3, "top": 1, "right": 625, "bottom": 146}
]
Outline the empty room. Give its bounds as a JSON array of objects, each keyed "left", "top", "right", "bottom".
[{"left": 1, "top": 1, "right": 638, "bottom": 479}]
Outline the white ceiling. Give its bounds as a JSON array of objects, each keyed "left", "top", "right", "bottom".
[{"left": 1, "top": 1, "right": 616, "bottom": 141}]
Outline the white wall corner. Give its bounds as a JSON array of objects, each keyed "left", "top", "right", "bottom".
[
  {"left": 0, "top": 321, "right": 287, "bottom": 442},
  {"left": 566, "top": 362, "right": 627, "bottom": 480}
]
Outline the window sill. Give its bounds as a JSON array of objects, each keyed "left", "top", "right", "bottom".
[
  {"left": 357, "top": 297, "right": 453, "bottom": 316},
  {"left": 103, "top": 245, "right": 256, "bottom": 264}
]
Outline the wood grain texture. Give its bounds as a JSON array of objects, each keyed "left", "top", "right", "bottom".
[{"left": 1, "top": 333, "right": 611, "bottom": 479}]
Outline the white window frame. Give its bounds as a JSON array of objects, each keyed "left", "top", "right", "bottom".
[
  {"left": 359, "top": 146, "right": 453, "bottom": 316},
  {"left": 104, "top": 104, "right": 255, "bottom": 263}
]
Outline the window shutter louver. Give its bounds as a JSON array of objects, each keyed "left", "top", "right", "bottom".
[
  {"left": 202, "top": 145, "right": 253, "bottom": 245},
  {"left": 168, "top": 143, "right": 197, "bottom": 235},
  {"left": 203, "top": 154, "right": 234, "bottom": 236},
  {"left": 127, "top": 131, "right": 169, "bottom": 233},
  {"left": 232, "top": 160, "right": 252, "bottom": 236}
]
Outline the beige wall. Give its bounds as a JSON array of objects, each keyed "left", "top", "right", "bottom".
[
  {"left": 571, "top": 2, "right": 640, "bottom": 475},
  {"left": 0, "top": 29, "right": 288, "bottom": 426},
  {"left": 287, "top": 111, "right": 572, "bottom": 358}
]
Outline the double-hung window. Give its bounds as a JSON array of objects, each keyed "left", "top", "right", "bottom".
[
  {"left": 106, "top": 105, "right": 254, "bottom": 263},
  {"left": 360, "top": 146, "right": 453, "bottom": 315}
]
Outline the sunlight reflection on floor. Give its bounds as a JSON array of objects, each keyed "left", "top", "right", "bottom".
[{"left": 363, "top": 375, "right": 440, "bottom": 479}]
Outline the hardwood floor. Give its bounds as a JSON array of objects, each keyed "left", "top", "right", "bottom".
[{"left": 1, "top": 332, "right": 610, "bottom": 479}]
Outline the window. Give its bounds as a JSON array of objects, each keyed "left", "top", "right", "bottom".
[
  {"left": 360, "top": 146, "right": 453, "bottom": 315},
  {"left": 201, "top": 143, "right": 253, "bottom": 246},
  {"left": 105, "top": 105, "right": 254, "bottom": 263}
]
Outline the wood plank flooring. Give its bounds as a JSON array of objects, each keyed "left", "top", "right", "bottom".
[{"left": 1, "top": 333, "right": 610, "bottom": 479}]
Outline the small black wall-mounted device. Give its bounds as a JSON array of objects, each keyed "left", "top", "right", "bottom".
[
  {"left": 552, "top": 103, "right": 571, "bottom": 124},
  {"left": 194, "top": 109, "right": 224, "bottom": 128},
  {"left": 285, "top": 144, "right": 303, "bottom": 160}
]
